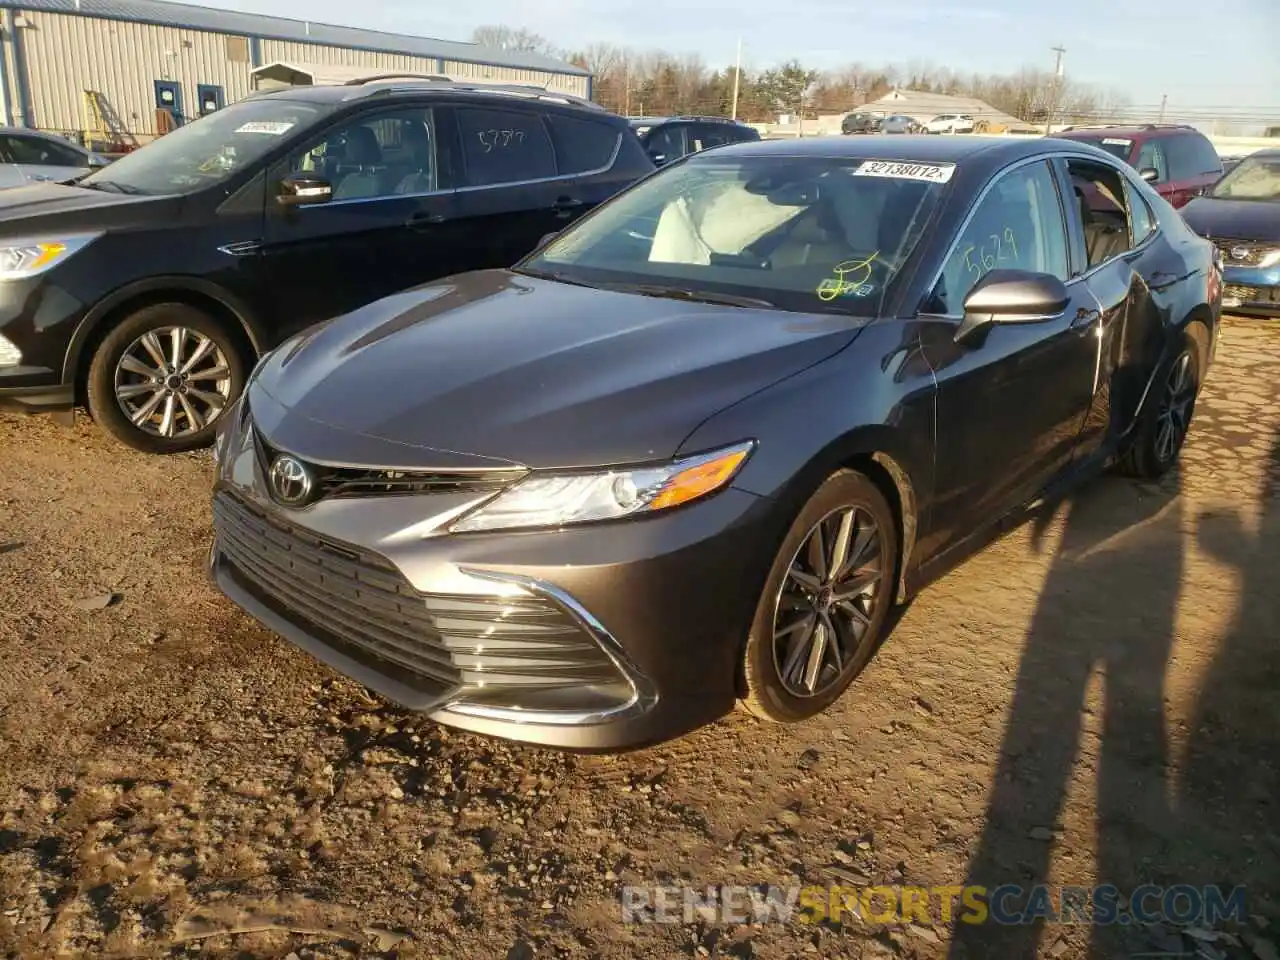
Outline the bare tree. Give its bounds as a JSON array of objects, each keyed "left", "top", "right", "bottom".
[{"left": 471, "top": 25, "right": 557, "bottom": 56}]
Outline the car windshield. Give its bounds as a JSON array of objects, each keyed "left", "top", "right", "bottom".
[
  {"left": 78, "top": 98, "right": 323, "bottom": 196},
  {"left": 1210, "top": 154, "right": 1280, "bottom": 201},
  {"left": 521, "top": 154, "right": 949, "bottom": 317}
]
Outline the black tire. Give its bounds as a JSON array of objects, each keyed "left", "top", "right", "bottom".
[
  {"left": 1116, "top": 330, "right": 1201, "bottom": 479},
  {"left": 740, "top": 469, "right": 899, "bottom": 723},
  {"left": 86, "top": 302, "right": 247, "bottom": 454}
]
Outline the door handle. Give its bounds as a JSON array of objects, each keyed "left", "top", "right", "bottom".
[
  {"left": 406, "top": 211, "right": 445, "bottom": 230},
  {"left": 1071, "top": 307, "right": 1101, "bottom": 332},
  {"left": 552, "top": 196, "right": 584, "bottom": 215}
]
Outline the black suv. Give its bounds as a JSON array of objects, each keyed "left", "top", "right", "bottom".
[
  {"left": 0, "top": 77, "right": 653, "bottom": 452},
  {"left": 628, "top": 116, "right": 760, "bottom": 166}
]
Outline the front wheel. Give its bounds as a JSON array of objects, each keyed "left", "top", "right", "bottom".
[
  {"left": 86, "top": 303, "right": 247, "bottom": 454},
  {"left": 740, "top": 470, "right": 899, "bottom": 723}
]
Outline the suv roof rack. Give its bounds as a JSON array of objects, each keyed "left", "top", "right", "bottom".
[
  {"left": 350, "top": 77, "right": 606, "bottom": 111},
  {"left": 672, "top": 115, "right": 741, "bottom": 124},
  {"left": 343, "top": 73, "right": 455, "bottom": 85}
]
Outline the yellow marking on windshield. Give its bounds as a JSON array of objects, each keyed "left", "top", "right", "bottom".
[{"left": 816, "top": 251, "right": 880, "bottom": 301}]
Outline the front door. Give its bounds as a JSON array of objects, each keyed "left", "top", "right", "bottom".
[
  {"left": 260, "top": 103, "right": 462, "bottom": 337},
  {"left": 920, "top": 158, "right": 1099, "bottom": 551},
  {"left": 154, "top": 80, "right": 183, "bottom": 128}
]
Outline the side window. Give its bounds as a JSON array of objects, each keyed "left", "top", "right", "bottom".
[
  {"left": 690, "top": 124, "right": 733, "bottom": 153},
  {"left": 546, "top": 114, "right": 620, "bottom": 175},
  {"left": 1190, "top": 136, "right": 1223, "bottom": 176},
  {"left": 3, "top": 134, "right": 85, "bottom": 167},
  {"left": 289, "top": 107, "right": 439, "bottom": 201},
  {"left": 932, "top": 161, "right": 1069, "bottom": 314},
  {"left": 643, "top": 125, "right": 684, "bottom": 162},
  {"left": 1136, "top": 140, "right": 1169, "bottom": 183},
  {"left": 457, "top": 107, "right": 556, "bottom": 187},
  {"left": 1066, "top": 158, "right": 1134, "bottom": 269},
  {"left": 1124, "top": 178, "right": 1156, "bottom": 243}
]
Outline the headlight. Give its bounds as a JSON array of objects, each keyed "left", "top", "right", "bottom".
[
  {"left": 1257, "top": 248, "right": 1280, "bottom": 269},
  {"left": 450, "top": 440, "right": 755, "bottom": 533},
  {"left": 0, "top": 334, "right": 20, "bottom": 367},
  {"left": 0, "top": 233, "right": 99, "bottom": 280}
]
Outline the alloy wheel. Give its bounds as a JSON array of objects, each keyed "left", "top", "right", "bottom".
[
  {"left": 772, "top": 505, "right": 883, "bottom": 697},
  {"left": 113, "top": 326, "right": 232, "bottom": 439},
  {"left": 1154, "top": 351, "right": 1196, "bottom": 464}
]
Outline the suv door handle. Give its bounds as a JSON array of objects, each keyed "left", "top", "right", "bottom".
[
  {"left": 406, "top": 211, "right": 445, "bottom": 230},
  {"left": 552, "top": 196, "right": 584, "bottom": 213}
]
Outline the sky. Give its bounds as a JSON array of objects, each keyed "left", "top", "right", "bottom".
[{"left": 208, "top": 0, "right": 1279, "bottom": 117}]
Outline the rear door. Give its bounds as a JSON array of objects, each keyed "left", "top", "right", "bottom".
[
  {"left": 920, "top": 158, "right": 1100, "bottom": 549},
  {"left": 545, "top": 111, "right": 636, "bottom": 214},
  {"left": 259, "top": 101, "right": 461, "bottom": 336},
  {"left": 451, "top": 102, "right": 578, "bottom": 267}
]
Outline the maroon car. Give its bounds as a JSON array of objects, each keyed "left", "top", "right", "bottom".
[{"left": 1057, "top": 124, "right": 1223, "bottom": 209}]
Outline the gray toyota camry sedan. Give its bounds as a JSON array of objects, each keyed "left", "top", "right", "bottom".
[{"left": 210, "top": 135, "right": 1220, "bottom": 750}]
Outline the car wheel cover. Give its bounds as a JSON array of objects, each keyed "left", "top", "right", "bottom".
[
  {"left": 113, "top": 326, "right": 231, "bottom": 439},
  {"left": 771, "top": 504, "right": 883, "bottom": 698},
  {"left": 1154, "top": 351, "right": 1196, "bottom": 464}
]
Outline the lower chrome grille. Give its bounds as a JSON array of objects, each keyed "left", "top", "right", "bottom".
[
  {"left": 1215, "top": 240, "right": 1278, "bottom": 268},
  {"left": 1224, "top": 283, "right": 1280, "bottom": 305},
  {"left": 212, "top": 492, "right": 625, "bottom": 697}
]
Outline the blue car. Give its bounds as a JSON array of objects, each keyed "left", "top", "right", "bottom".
[{"left": 1181, "top": 148, "right": 1280, "bottom": 317}]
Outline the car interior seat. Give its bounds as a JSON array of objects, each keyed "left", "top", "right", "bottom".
[
  {"left": 394, "top": 122, "right": 435, "bottom": 195},
  {"left": 332, "top": 126, "right": 388, "bottom": 200}
]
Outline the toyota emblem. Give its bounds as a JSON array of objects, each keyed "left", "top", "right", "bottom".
[
  {"left": 268, "top": 454, "right": 313, "bottom": 506},
  {"left": 1229, "top": 246, "right": 1250, "bottom": 261}
]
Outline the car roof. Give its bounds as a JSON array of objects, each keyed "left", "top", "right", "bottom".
[
  {"left": 629, "top": 115, "right": 751, "bottom": 127},
  {"left": 708, "top": 134, "right": 1051, "bottom": 165},
  {"left": 1058, "top": 125, "right": 1203, "bottom": 139}
]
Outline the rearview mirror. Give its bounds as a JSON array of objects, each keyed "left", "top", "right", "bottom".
[
  {"left": 1139, "top": 167, "right": 1160, "bottom": 183},
  {"left": 955, "top": 269, "right": 1071, "bottom": 346},
  {"left": 277, "top": 172, "right": 333, "bottom": 207}
]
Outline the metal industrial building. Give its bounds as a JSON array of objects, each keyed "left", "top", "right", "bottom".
[{"left": 0, "top": 0, "right": 591, "bottom": 143}]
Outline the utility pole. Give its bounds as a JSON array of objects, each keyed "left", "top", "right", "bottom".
[
  {"left": 1044, "top": 45, "right": 1066, "bottom": 135},
  {"left": 623, "top": 55, "right": 631, "bottom": 117},
  {"left": 1158, "top": 93, "right": 1168, "bottom": 124},
  {"left": 730, "top": 37, "right": 742, "bottom": 120}
]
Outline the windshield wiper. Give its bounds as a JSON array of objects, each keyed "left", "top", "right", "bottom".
[
  {"left": 600, "top": 282, "right": 775, "bottom": 309},
  {"left": 78, "top": 180, "right": 148, "bottom": 195},
  {"left": 511, "top": 265, "right": 598, "bottom": 288}
]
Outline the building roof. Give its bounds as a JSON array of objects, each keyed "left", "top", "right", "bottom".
[
  {"left": 0, "top": 0, "right": 589, "bottom": 76},
  {"left": 855, "top": 89, "right": 1032, "bottom": 130}
]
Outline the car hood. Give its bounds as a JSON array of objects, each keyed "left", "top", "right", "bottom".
[
  {"left": 0, "top": 181, "right": 171, "bottom": 234},
  {"left": 1180, "top": 196, "right": 1280, "bottom": 242},
  {"left": 250, "top": 269, "right": 865, "bottom": 470}
]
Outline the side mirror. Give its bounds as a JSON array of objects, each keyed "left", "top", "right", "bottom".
[
  {"left": 87, "top": 154, "right": 110, "bottom": 168},
  {"left": 277, "top": 172, "right": 333, "bottom": 207},
  {"left": 1139, "top": 167, "right": 1160, "bottom": 183},
  {"left": 955, "top": 269, "right": 1071, "bottom": 346}
]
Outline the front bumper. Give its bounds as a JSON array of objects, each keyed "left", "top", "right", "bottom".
[
  {"left": 0, "top": 372, "right": 74, "bottom": 413},
  {"left": 1220, "top": 261, "right": 1280, "bottom": 318},
  {"left": 209, "top": 410, "right": 782, "bottom": 750}
]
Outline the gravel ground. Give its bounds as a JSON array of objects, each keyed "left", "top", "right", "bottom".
[{"left": 0, "top": 317, "right": 1277, "bottom": 960}]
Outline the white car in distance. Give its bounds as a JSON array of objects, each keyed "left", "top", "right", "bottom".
[{"left": 924, "top": 114, "right": 976, "bottom": 134}]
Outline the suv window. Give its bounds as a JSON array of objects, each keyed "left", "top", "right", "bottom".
[
  {"left": 457, "top": 107, "right": 556, "bottom": 187},
  {"left": 643, "top": 125, "right": 684, "bottom": 162},
  {"left": 932, "top": 161, "right": 1069, "bottom": 314},
  {"left": 689, "top": 124, "right": 736, "bottom": 153},
  {"left": 546, "top": 114, "right": 620, "bottom": 175},
  {"left": 1, "top": 134, "right": 85, "bottom": 167},
  {"left": 291, "top": 107, "right": 439, "bottom": 200},
  {"left": 1136, "top": 140, "right": 1169, "bottom": 183},
  {"left": 1163, "top": 132, "right": 1222, "bottom": 179}
]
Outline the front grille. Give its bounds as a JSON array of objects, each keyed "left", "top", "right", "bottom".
[
  {"left": 1214, "top": 240, "right": 1279, "bottom": 268},
  {"left": 251, "top": 427, "right": 525, "bottom": 501},
  {"left": 212, "top": 492, "right": 624, "bottom": 695},
  {"left": 1224, "top": 283, "right": 1280, "bottom": 305}
]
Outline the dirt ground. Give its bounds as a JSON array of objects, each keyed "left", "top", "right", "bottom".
[{"left": 0, "top": 317, "right": 1277, "bottom": 960}]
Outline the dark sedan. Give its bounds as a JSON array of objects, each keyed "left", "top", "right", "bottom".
[{"left": 210, "top": 135, "right": 1221, "bottom": 750}]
